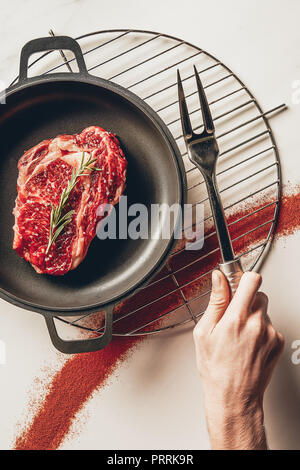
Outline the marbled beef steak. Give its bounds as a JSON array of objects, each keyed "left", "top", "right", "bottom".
[{"left": 13, "top": 126, "right": 127, "bottom": 275}]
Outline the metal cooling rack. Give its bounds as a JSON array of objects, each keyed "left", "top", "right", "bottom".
[{"left": 10, "top": 29, "right": 286, "bottom": 337}]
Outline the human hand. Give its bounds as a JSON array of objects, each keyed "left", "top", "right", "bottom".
[{"left": 193, "top": 270, "right": 284, "bottom": 450}]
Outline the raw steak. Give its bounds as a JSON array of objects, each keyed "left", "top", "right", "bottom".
[{"left": 13, "top": 126, "right": 127, "bottom": 275}]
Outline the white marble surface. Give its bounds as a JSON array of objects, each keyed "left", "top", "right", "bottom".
[{"left": 0, "top": 0, "right": 300, "bottom": 450}]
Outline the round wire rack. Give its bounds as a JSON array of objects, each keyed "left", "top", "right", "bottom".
[{"left": 10, "top": 29, "right": 285, "bottom": 337}]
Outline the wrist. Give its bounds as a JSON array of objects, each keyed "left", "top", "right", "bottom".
[
  {"left": 204, "top": 390, "right": 264, "bottom": 420},
  {"left": 203, "top": 390, "right": 266, "bottom": 450}
]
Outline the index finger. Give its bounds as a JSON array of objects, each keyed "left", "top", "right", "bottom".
[{"left": 228, "top": 271, "right": 262, "bottom": 316}]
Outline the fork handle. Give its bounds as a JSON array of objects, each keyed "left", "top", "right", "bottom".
[
  {"left": 204, "top": 174, "right": 235, "bottom": 262},
  {"left": 200, "top": 174, "right": 243, "bottom": 295},
  {"left": 219, "top": 259, "right": 243, "bottom": 297}
]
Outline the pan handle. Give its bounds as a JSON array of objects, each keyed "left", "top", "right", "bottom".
[
  {"left": 19, "top": 36, "right": 88, "bottom": 82},
  {"left": 44, "top": 304, "right": 114, "bottom": 354}
]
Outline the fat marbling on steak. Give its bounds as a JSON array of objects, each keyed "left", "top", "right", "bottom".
[{"left": 13, "top": 126, "right": 127, "bottom": 275}]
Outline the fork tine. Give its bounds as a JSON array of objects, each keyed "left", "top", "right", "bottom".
[
  {"left": 177, "top": 69, "right": 193, "bottom": 138},
  {"left": 193, "top": 65, "right": 215, "bottom": 134}
]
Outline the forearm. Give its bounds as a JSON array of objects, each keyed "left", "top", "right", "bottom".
[{"left": 204, "top": 398, "right": 267, "bottom": 450}]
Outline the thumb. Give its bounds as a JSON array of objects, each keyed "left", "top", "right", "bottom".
[{"left": 201, "top": 270, "right": 230, "bottom": 331}]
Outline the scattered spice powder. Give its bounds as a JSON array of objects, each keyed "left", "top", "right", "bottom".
[
  {"left": 14, "top": 336, "right": 143, "bottom": 450},
  {"left": 14, "top": 188, "right": 300, "bottom": 450}
]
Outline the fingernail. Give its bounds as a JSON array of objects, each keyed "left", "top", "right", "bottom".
[{"left": 212, "top": 270, "right": 221, "bottom": 289}]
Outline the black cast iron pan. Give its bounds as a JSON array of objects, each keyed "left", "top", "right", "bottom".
[{"left": 0, "top": 36, "right": 186, "bottom": 354}]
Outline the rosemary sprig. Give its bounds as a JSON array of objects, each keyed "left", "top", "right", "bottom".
[{"left": 45, "top": 152, "right": 101, "bottom": 255}]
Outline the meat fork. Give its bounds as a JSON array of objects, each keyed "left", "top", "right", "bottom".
[{"left": 177, "top": 66, "right": 243, "bottom": 295}]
